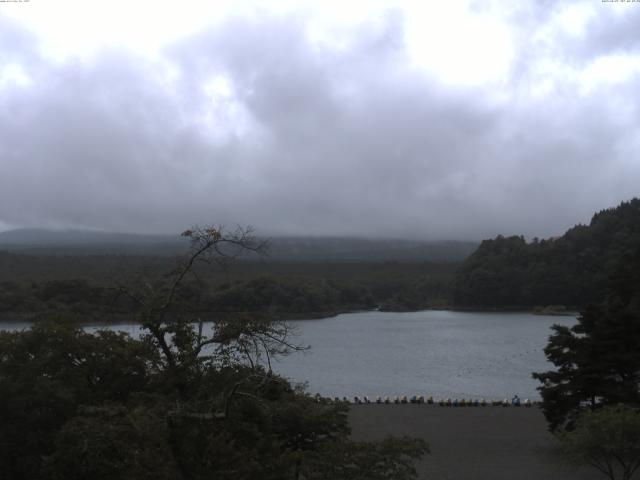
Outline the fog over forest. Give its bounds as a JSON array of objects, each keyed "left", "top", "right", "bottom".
[{"left": 1, "top": 1, "right": 639, "bottom": 239}]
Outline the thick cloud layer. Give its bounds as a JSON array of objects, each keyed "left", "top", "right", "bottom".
[{"left": 1, "top": 2, "right": 639, "bottom": 239}]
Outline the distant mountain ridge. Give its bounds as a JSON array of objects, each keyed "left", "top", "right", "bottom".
[
  {"left": 0, "top": 228, "right": 477, "bottom": 262},
  {"left": 0, "top": 228, "right": 184, "bottom": 245},
  {"left": 0, "top": 229, "right": 187, "bottom": 256}
]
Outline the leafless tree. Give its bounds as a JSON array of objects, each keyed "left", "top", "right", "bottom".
[{"left": 116, "top": 225, "right": 305, "bottom": 367}]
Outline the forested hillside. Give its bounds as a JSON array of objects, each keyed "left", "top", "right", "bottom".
[
  {"left": 0, "top": 255, "right": 457, "bottom": 321},
  {"left": 453, "top": 198, "right": 640, "bottom": 308},
  {"left": 0, "top": 230, "right": 471, "bottom": 320}
]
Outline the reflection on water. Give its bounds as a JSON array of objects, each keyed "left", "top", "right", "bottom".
[{"left": 1, "top": 310, "right": 576, "bottom": 399}]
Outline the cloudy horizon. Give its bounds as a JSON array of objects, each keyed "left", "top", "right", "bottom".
[{"left": 1, "top": 1, "right": 639, "bottom": 240}]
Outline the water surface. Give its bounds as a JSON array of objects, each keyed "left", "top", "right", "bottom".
[
  {"left": 1, "top": 310, "right": 575, "bottom": 399},
  {"left": 278, "top": 310, "right": 575, "bottom": 399}
]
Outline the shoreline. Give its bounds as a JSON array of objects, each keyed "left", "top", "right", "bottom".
[{"left": 0, "top": 305, "right": 579, "bottom": 324}]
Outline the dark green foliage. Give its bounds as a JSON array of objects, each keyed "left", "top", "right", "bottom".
[
  {"left": 454, "top": 198, "right": 640, "bottom": 308},
  {"left": 379, "top": 274, "right": 452, "bottom": 311},
  {"left": 0, "top": 278, "right": 135, "bottom": 317},
  {"left": 48, "top": 405, "right": 179, "bottom": 480},
  {"left": 557, "top": 405, "right": 640, "bottom": 480},
  {"left": 0, "top": 319, "right": 159, "bottom": 479},
  {"left": 533, "top": 248, "right": 640, "bottom": 431},
  {"left": 0, "top": 259, "right": 458, "bottom": 320},
  {"left": 210, "top": 276, "right": 376, "bottom": 317},
  {"left": 0, "top": 322, "right": 427, "bottom": 480},
  {"left": 0, "top": 226, "right": 427, "bottom": 479}
]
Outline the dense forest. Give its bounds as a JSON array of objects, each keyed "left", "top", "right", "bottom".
[
  {"left": 453, "top": 198, "right": 640, "bottom": 308},
  {"left": 2, "top": 199, "right": 639, "bottom": 320},
  {"left": 0, "top": 227, "right": 427, "bottom": 480},
  {"left": 0, "top": 232, "right": 471, "bottom": 320},
  {"left": 0, "top": 253, "right": 458, "bottom": 321}
]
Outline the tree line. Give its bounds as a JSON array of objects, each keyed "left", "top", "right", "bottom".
[
  {"left": 533, "top": 244, "right": 640, "bottom": 479},
  {"left": 0, "top": 226, "right": 427, "bottom": 480},
  {"left": 454, "top": 198, "right": 640, "bottom": 308},
  {"left": 0, "top": 259, "right": 458, "bottom": 320}
]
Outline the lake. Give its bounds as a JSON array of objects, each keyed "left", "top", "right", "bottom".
[{"left": 1, "top": 310, "right": 576, "bottom": 400}]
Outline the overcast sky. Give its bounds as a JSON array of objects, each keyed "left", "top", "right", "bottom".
[{"left": 1, "top": 0, "right": 639, "bottom": 240}]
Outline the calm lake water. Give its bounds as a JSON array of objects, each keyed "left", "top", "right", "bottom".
[{"left": 1, "top": 310, "right": 576, "bottom": 400}]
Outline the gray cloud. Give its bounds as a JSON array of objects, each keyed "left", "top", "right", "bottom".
[
  {"left": 569, "top": 7, "right": 640, "bottom": 61},
  {"left": 1, "top": 6, "right": 639, "bottom": 240}
]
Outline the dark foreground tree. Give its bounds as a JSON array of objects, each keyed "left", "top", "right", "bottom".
[
  {"left": 533, "top": 247, "right": 640, "bottom": 431},
  {"left": 0, "top": 225, "right": 427, "bottom": 480},
  {"left": 558, "top": 405, "right": 640, "bottom": 480},
  {"left": 0, "top": 320, "right": 159, "bottom": 480}
]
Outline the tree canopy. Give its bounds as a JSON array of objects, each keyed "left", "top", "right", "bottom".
[
  {"left": 557, "top": 405, "right": 640, "bottom": 480},
  {"left": 533, "top": 246, "right": 640, "bottom": 431},
  {"left": 454, "top": 198, "right": 640, "bottom": 308},
  {"left": 0, "top": 225, "right": 428, "bottom": 480}
]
